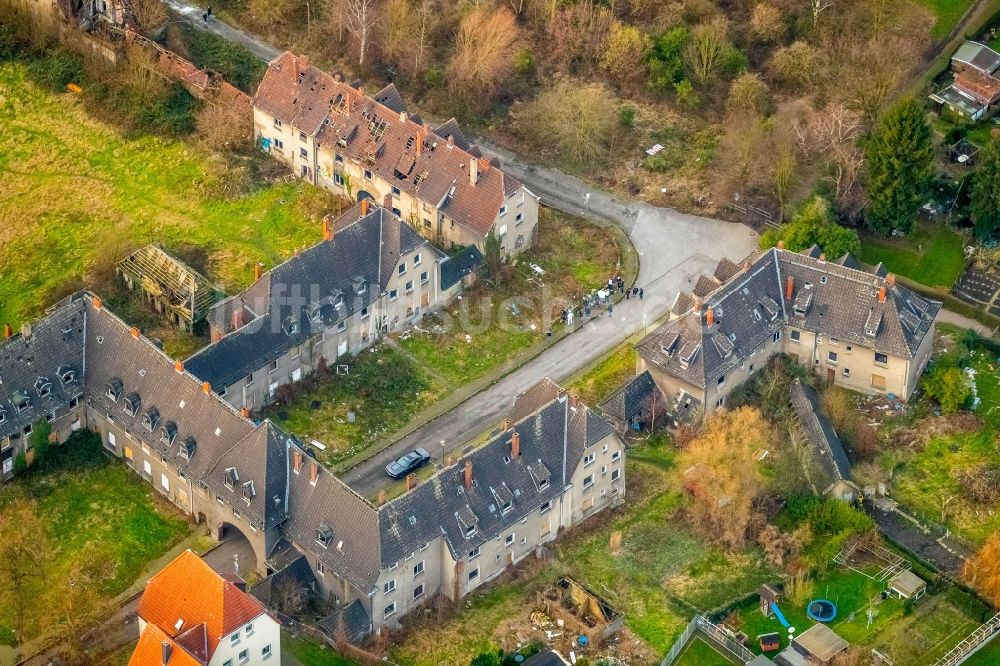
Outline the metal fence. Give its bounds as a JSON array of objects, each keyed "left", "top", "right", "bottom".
[{"left": 661, "top": 615, "right": 755, "bottom": 666}]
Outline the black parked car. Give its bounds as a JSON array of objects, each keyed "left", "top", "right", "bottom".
[{"left": 385, "top": 448, "right": 431, "bottom": 479}]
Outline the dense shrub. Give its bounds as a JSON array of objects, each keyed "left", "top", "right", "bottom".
[
  {"left": 178, "top": 26, "right": 265, "bottom": 93},
  {"left": 786, "top": 494, "right": 873, "bottom": 535},
  {"left": 25, "top": 49, "right": 85, "bottom": 92}
]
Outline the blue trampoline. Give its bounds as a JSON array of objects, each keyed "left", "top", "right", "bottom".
[{"left": 806, "top": 599, "right": 837, "bottom": 622}]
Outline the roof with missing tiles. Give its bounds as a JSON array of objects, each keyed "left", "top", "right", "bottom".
[{"left": 253, "top": 52, "right": 527, "bottom": 238}]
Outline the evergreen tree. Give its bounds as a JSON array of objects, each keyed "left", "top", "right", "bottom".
[
  {"left": 759, "top": 195, "right": 861, "bottom": 258},
  {"left": 970, "top": 138, "right": 1000, "bottom": 240},
  {"left": 864, "top": 98, "right": 933, "bottom": 234}
]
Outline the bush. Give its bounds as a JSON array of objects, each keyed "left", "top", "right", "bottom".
[
  {"left": 178, "top": 26, "right": 265, "bottom": 93},
  {"left": 619, "top": 104, "right": 636, "bottom": 128},
  {"left": 922, "top": 362, "right": 972, "bottom": 413},
  {"left": 786, "top": 494, "right": 873, "bottom": 535},
  {"left": 26, "top": 49, "right": 85, "bottom": 92}
]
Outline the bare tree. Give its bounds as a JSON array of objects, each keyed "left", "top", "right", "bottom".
[
  {"left": 811, "top": 0, "right": 833, "bottom": 26},
  {"left": 771, "top": 141, "right": 796, "bottom": 222},
  {"left": 340, "top": 0, "right": 380, "bottom": 67},
  {"left": 412, "top": 0, "right": 438, "bottom": 73},
  {"left": 0, "top": 501, "right": 48, "bottom": 643},
  {"left": 793, "top": 104, "right": 865, "bottom": 217},
  {"left": 447, "top": 7, "right": 520, "bottom": 103}
]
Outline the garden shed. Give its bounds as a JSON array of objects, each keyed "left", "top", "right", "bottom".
[{"left": 888, "top": 569, "right": 927, "bottom": 600}]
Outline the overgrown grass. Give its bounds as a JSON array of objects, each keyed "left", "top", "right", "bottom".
[
  {"left": 919, "top": 0, "right": 977, "bottom": 40},
  {"left": 673, "top": 636, "right": 734, "bottom": 666},
  {"left": 176, "top": 25, "right": 266, "bottom": 94},
  {"left": 0, "top": 432, "right": 190, "bottom": 641},
  {"left": 964, "top": 634, "right": 1000, "bottom": 665},
  {"left": 567, "top": 340, "right": 638, "bottom": 407},
  {"left": 281, "top": 633, "right": 358, "bottom": 665},
  {"left": 399, "top": 208, "right": 626, "bottom": 386},
  {"left": 0, "top": 61, "right": 338, "bottom": 329},
  {"left": 264, "top": 346, "right": 442, "bottom": 465},
  {"left": 857, "top": 221, "right": 967, "bottom": 288}
]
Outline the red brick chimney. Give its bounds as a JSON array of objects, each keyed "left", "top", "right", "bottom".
[
  {"left": 377, "top": 490, "right": 386, "bottom": 506},
  {"left": 464, "top": 460, "right": 473, "bottom": 490},
  {"left": 2, "top": 323, "right": 11, "bottom": 339},
  {"left": 360, "top": 198, "right": 370, "bottom": 217},
  {"left": 886, "top": 273, "right": 896, "bottom": 287},
  {"left": 232, "top": 307, "right": 245, "bottom": 331},
  {"left": 322, "top": 218, "right": 334, "bottom": 242},
  {"left": 292, "top": 449, "right": 303, "bottom": 474},
  {"left": 502, "top": 418, "right": 513, "bottom": 431},
  {"left": 310, "top": 460, "right": 319, "bottom": 485},
  {"left": 416, "top": 131, "right": 423, "bottom": 157},
  {"left": 785, "top": 276, "right": 794, "bottom": 301},
  {"left": 174, "top": 361, "right": 184, "bottom": 374},
  {"left": 406, "top": 473, "right": 417, "bottom": 491},
  {"left": 384, "top": 193, "right": 393, "bottom": 211},
  {"left": 693, "top": 296, "right": 703, "bottom": 316},
  {"left": 510, "top": 431, "right": 520, "bottom": 459},
  {"left": 92, "top": 296, "right": 103, "bottom": 310},
  {"left": 878, "top": 286, "right": 886, "bottom": 303},
  {"left": 253, "top": 263, "right": 262, "bottom": 281},
  {"left": 777, "top": 240, "right": 785, "bottom": 250},
  {"left": 706, "top": 307, "right": 714, "bottom": 328},
  {"left": 358, "top": 85, "right": 366, "bottom": 98},
  {"left": 202, "top": 381, "right": 211, "bottom": 394},
  {"left": 131, "top": 327, "right": 140, "bottom": 339},
  {"left": 240, "top": 407, "right": 250, "bottom": 419},
  {"left": 819, "top": 253, "right": 826, "bottom": 262}
]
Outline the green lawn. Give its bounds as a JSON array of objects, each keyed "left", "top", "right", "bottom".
[
  {"left": 0, "top": 435, "right": 190, "bottom": 642},
  {"left": 399, "top": 208, "right": 629, "bottom": 386},
  {"left": 857, "top": 221, "right": 966, "bottom": 288},
  {"left": 0, "top": 61, "right": 338, "bottom": 330},
  {"left": 964, "top": 633, "right": 1000, "bottom": 665},
  {"left": 919, "top": 0, "right": 976, "bottom": 40},
  {"left": 281, "top": 633, "right": 358, "bottom": 665},
  {"left": 263, "top": 346, "right": 443, "bottom": 466},
  {"left": 674, "top": 636, "right": 736, "bottom": 666},
  {"left": 567, "top": 340, "right": 638, "bottom": 407}
]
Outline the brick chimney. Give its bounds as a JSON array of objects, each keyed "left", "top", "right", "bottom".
[
  {"left": 322, "top": 217, "right": 334, "bottom": 242},
  {"left": 2, "top": 323, "right": 11, "bottom": 339},
  {"left": 240, "top": 407, "right": 250, "bottom": 419},
  {"left": 785, "top": 276, "right": 794, "bottom": 301},
  {"left": 878, "top": 286, "right": 886, "bottom": 303},
  {"left": 502, "top": 417, "right": 513, "bottom": 431},
  {"left": 202, "top": 381, "right": 211, "bottom": 394},
  {"left": 416, "top": 131, "right": 423, "bottom": 157},
  {"left": 470, "top": 157, "right": 479, "bottom": 186},
  {"left": 131, "top": 327, "right": 140, "bottom": 339},
  {"left": 345, "top": 91, "right": 352, "bottom": 114},
  {"left": 464, "top": 460, "right": 473, "bottom": 490},
  {"left": 174, "top": 361, "right": 184, "bottom": 374},
  {"left": 358, "top": 85, "right": 366, "bottom": 98},
  {"left": 478, "top": 157, "right": 490, "bottom": 173},
  {"left": 693, "top": 296, "right": 703, "bottom": 316},
  {"left": 706, "top": 307, "right": 714, "bottom": 328},
  {"left": 292, "top": 449, "right": 303, "bottom": 473},
  {"left": 742, "top": 259, "right": 751, "bottom": 272},
  {"left": 819, "top": 253, "right": 826, "bottom": 262},
  {"left": 310, "top": 460, "right": 319, "bottom": 485},
  {"left": 510, "top": 431, "right": 520, "bottom": 459},
  {"left": 254, "top": 263, "right": 263, "bottom": 281},
  {"left": 406, "top": 473, "right": 417, "bottom": 491},
  {"left": 377, "top": 490, "right": 386, "bottom": 506},
  {"left": 92, "top": 296, "right": 103, "bottom": 310},
  {"left": 232, "top": 307, "right": 245, "bottom": 332},
  {"left": 384, "top": 193, "right": 393, "bottom": 211},
  {"left": 570, "top": 394, "right": 578, "bottom": 409},
  {"left": 447, "top": 134, "right": 454, "bottom": 147},
  {"left": 777, "top": 240, "right": 785, "bottom": 250},
  {"left": 360, "top": 198, "right": 370, "bottom": 217},
  {"left": 886, "top": 273, "right": 896, "bottom": 287},
  {"left": 447, "top": 455, "right": 456, "bottom": 467}
]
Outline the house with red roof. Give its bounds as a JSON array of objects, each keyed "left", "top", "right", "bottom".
[
  {"left": 130, "top": 550, "right": 280, "bottom": 666},
  {"left": 251, "top": 52, "right": 539, "bottom": 256}
]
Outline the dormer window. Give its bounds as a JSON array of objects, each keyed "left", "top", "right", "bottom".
[
  {"left": 159, "top": 421, "right": 177, "bottom": 446},
  {"left": 316, "top": 523, "right": 333, "bottom": 548},
  {"left": 12, "top": 391, "right": 30, "bottom": 414},
  {"left": 352, "top": 277, "right": 367, "bottom": 295},
  {"left": 122, "top": 393, "right": 140, "bottom": 417},
  {"left": 0, "top": 407, "right": 6, "bottom": 425},
  {"left": 179, "top": 436, "right": 196, "bottom": 461},
  {"left": 334, "top": 293, "right": 344, "bottom": 307},
  {"left": 34, "top": 377, "right": 52, "bottom": 398},
  {"left": 242, "top": 480, "right": 255, "bottom": 503},
  {"left": 282, "top": 315, "right": 299, "bottom": 336},
  {"left": 142, "top": 407, "right": 160, "bottom": 432},
  {"left": 106, "top": 378, "right": 123, "bottom": 403},
  {"left": 57, "top": 365, "right": 76, "bottom": 385},
  {"left": 225, "top": 466, "right": 239, "bottom": 490}
]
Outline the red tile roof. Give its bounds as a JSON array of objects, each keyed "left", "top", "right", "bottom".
[
  {"left": 129, "top": 622, "right": 203, "bottom": 666},
  {"left": 955, "top": 68, "right": 1000, "bottom": 105},
  {"left": 253, "top": 52, "right": 524, "bottom": 238},
  {"left": 137, "top": 550, "right": 265, "bottom": 661}
]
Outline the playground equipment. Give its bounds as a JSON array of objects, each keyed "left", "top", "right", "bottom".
[
  {"left": 770, "top": 602, "right": 791, "bottom": 628},
  {"left": 807, "top": 599, "right": 838, "bottom": 622}
]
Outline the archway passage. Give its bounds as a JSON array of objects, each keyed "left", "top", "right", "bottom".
[
  {"left": 357, "top": 190, "right": 375, "bottom": 202},
  {"left": 203, "top": 522, "right": 259, "bottom": 577}
]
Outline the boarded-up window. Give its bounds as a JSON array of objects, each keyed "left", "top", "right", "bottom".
[
  {"left": 540, "top": 520, "right": 551, "bottom": 537},
  {"left": 871, "top": 374, "right": 887, "bottom": 390},
  {"left": 124, "top": 445, "right": 133, "bottom": 460},
  {"left": 583, "top": 496, "right": 595, "bottom": 511}
]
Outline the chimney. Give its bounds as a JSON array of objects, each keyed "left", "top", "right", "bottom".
[
  {"left": 406, "top": 473, "right": 417, "bottom": 491},
  {"left": 232, "top": 307, "right": 245, "bottom": 332},
  {"left": 470, "top": 157, "right": 479, "bottom": 186},
  {"left": 360, "top": 198, "right": 370, "bottom": 217},
  {"left": 464, "top": 460, "right": 472, "bottom": 490},
  {"left": 886, "top": 273, "right": 896, "bottom": 287},
  {"left": 447, "top": 134, "right": 454, "bottom": 147},
  {"left": 693, "top": 296, "right": 703, "bottom": 315},
  {"left": 478, "top": 157, "right": 490, "bottom": 173},
  {"left": 416, "top": 131, "right": 423, "bottom": 157},
  {"left": 785, "top": 276, "right": 794, "bottom": 301},
  {"left": 777, "top": 240, "right": 785, "bottom": 250},
  {"left": 310, "top": 460, "right": 319, "bottom": 484},
  {"left": 322, "top": 218, "right": 334, "bottom": 242},
  {"left": 447, "top": 455, "right": 456, "bottom": 467},
  {"left": 399, "top": 110, "right": 407, "bottom": 122},
  {"left": 423, "top": 122, "right": 430, "bottom": 134},
  {"left": 240, "top": 407, "right": 250, "bottom": 419},
  {"left": 92, "top": 296, "right": 103, "bottom": 310},
  {"left": 2, "top": 323, "right": 11, "bottom": 339},
  {"left": 297, "top": 55, "right": 310, "bottom": 76},
  {"left": 345, "top": 91, "right": 352, "bottom": 114},
  {"left": 174, "top": 361, "right": 184, "bottom": 374},
  {"left": 819, "top": 253, "right": 826, "bottom": 262},
  {"left": 161, "top": 641, "right": 172, "bottom": 666},
  {"left": 742, "top": 259, "right": 751, "bottom": 272},
  {"left": 510, "top": 431, "right": 521, "bottom": 459},
  {"left": 358, "top": 85, "right": 366, "bottom": 98},
  {"left": 570, "top": 394, "right": 578, "bottom": 409},
  {"left": 131, "top": 326, "right": 140, "bottom": 339},
  {"left": 292, "top": 449, "right": 303, "bottom": 473},
  {"left": 384, "top": 193, "right": 393, "bottom": 211},
  {"left": 878, "top": 286, "right": 886, "bottom": 303},
  {"left": 706, "top": 307, "right": 714, "bottom": 328},
  {"left": 202, "top": 381, "right": 211, "bottom": 394},
  {"left": 377, "top": 490, "right": 386, "bottom": 506},
  {"left": 254, "top": 263, "right": 263, "bottom": 281},
  {"left": 502, "top": 417, "right": 513, "bottom": 431}
]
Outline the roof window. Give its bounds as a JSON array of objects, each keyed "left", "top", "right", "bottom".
[
  {"left": 35, "top": 377, "right": 52, "bottom": 398},
  {"left": 142, "top": 407, "right": 160, "bottom": 432},
  {"left": 225, "top": 466, "right": 239, "bottom": 490},
  {"left": 160, "top": 421, "right": 177, "bottom": 445},
  {"left": 106, "top": 378, "right": 123, "bottom": 402},
  {"left": 317, "top": 523, "right": 333, "bottom": 548},
  {"left": 179, "top": 436, "right": 196, "bottom": 461},
  {"left": 12, "top": 391, "right": 30, "bottom": 413}
]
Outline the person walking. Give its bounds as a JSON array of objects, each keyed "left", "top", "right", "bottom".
[{"left": 639, "top": 288, "right": 644, "bottom": 300}]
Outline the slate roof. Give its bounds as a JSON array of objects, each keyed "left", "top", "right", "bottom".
[
  {"left": 317, "top": 598, "right": 373, "bottom": 643},
  {"left": 379, "top": 381, "right": 614, "bottom": 564},
  {"left": 510, "top": 377, "right": 562, "bottom": 422},
  {"left": 137, "top": 550, "right": 266, "bottom": 663},
  {"left": 441, "top": 245, "right": 484, "bottom": 290},
  {"left": 598, "top": 371, "right": 656, "bottom": 424},
  {"left": 790, "top": 380, "right": 853, "bottom": 491},
  {"left": 523, "top": 651, "right": 570, "bottom": 666},
  {"left": 248, "top": 553, "right": 316, "bottom": 606},
  {"left": 282, "top": 447, "right": 382, "bottom": 592},
  {"left": 0, "top": 294, "right": 86, "bottom": 441},
  {"left": 254, "top": 52, "right": 528, "bottom": 238},
  {"left": 187, "top": 204, "right": 432, "bottom": 391},
  {"left": 637, "top": 248, "right": 940, "bottom": 389}
]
